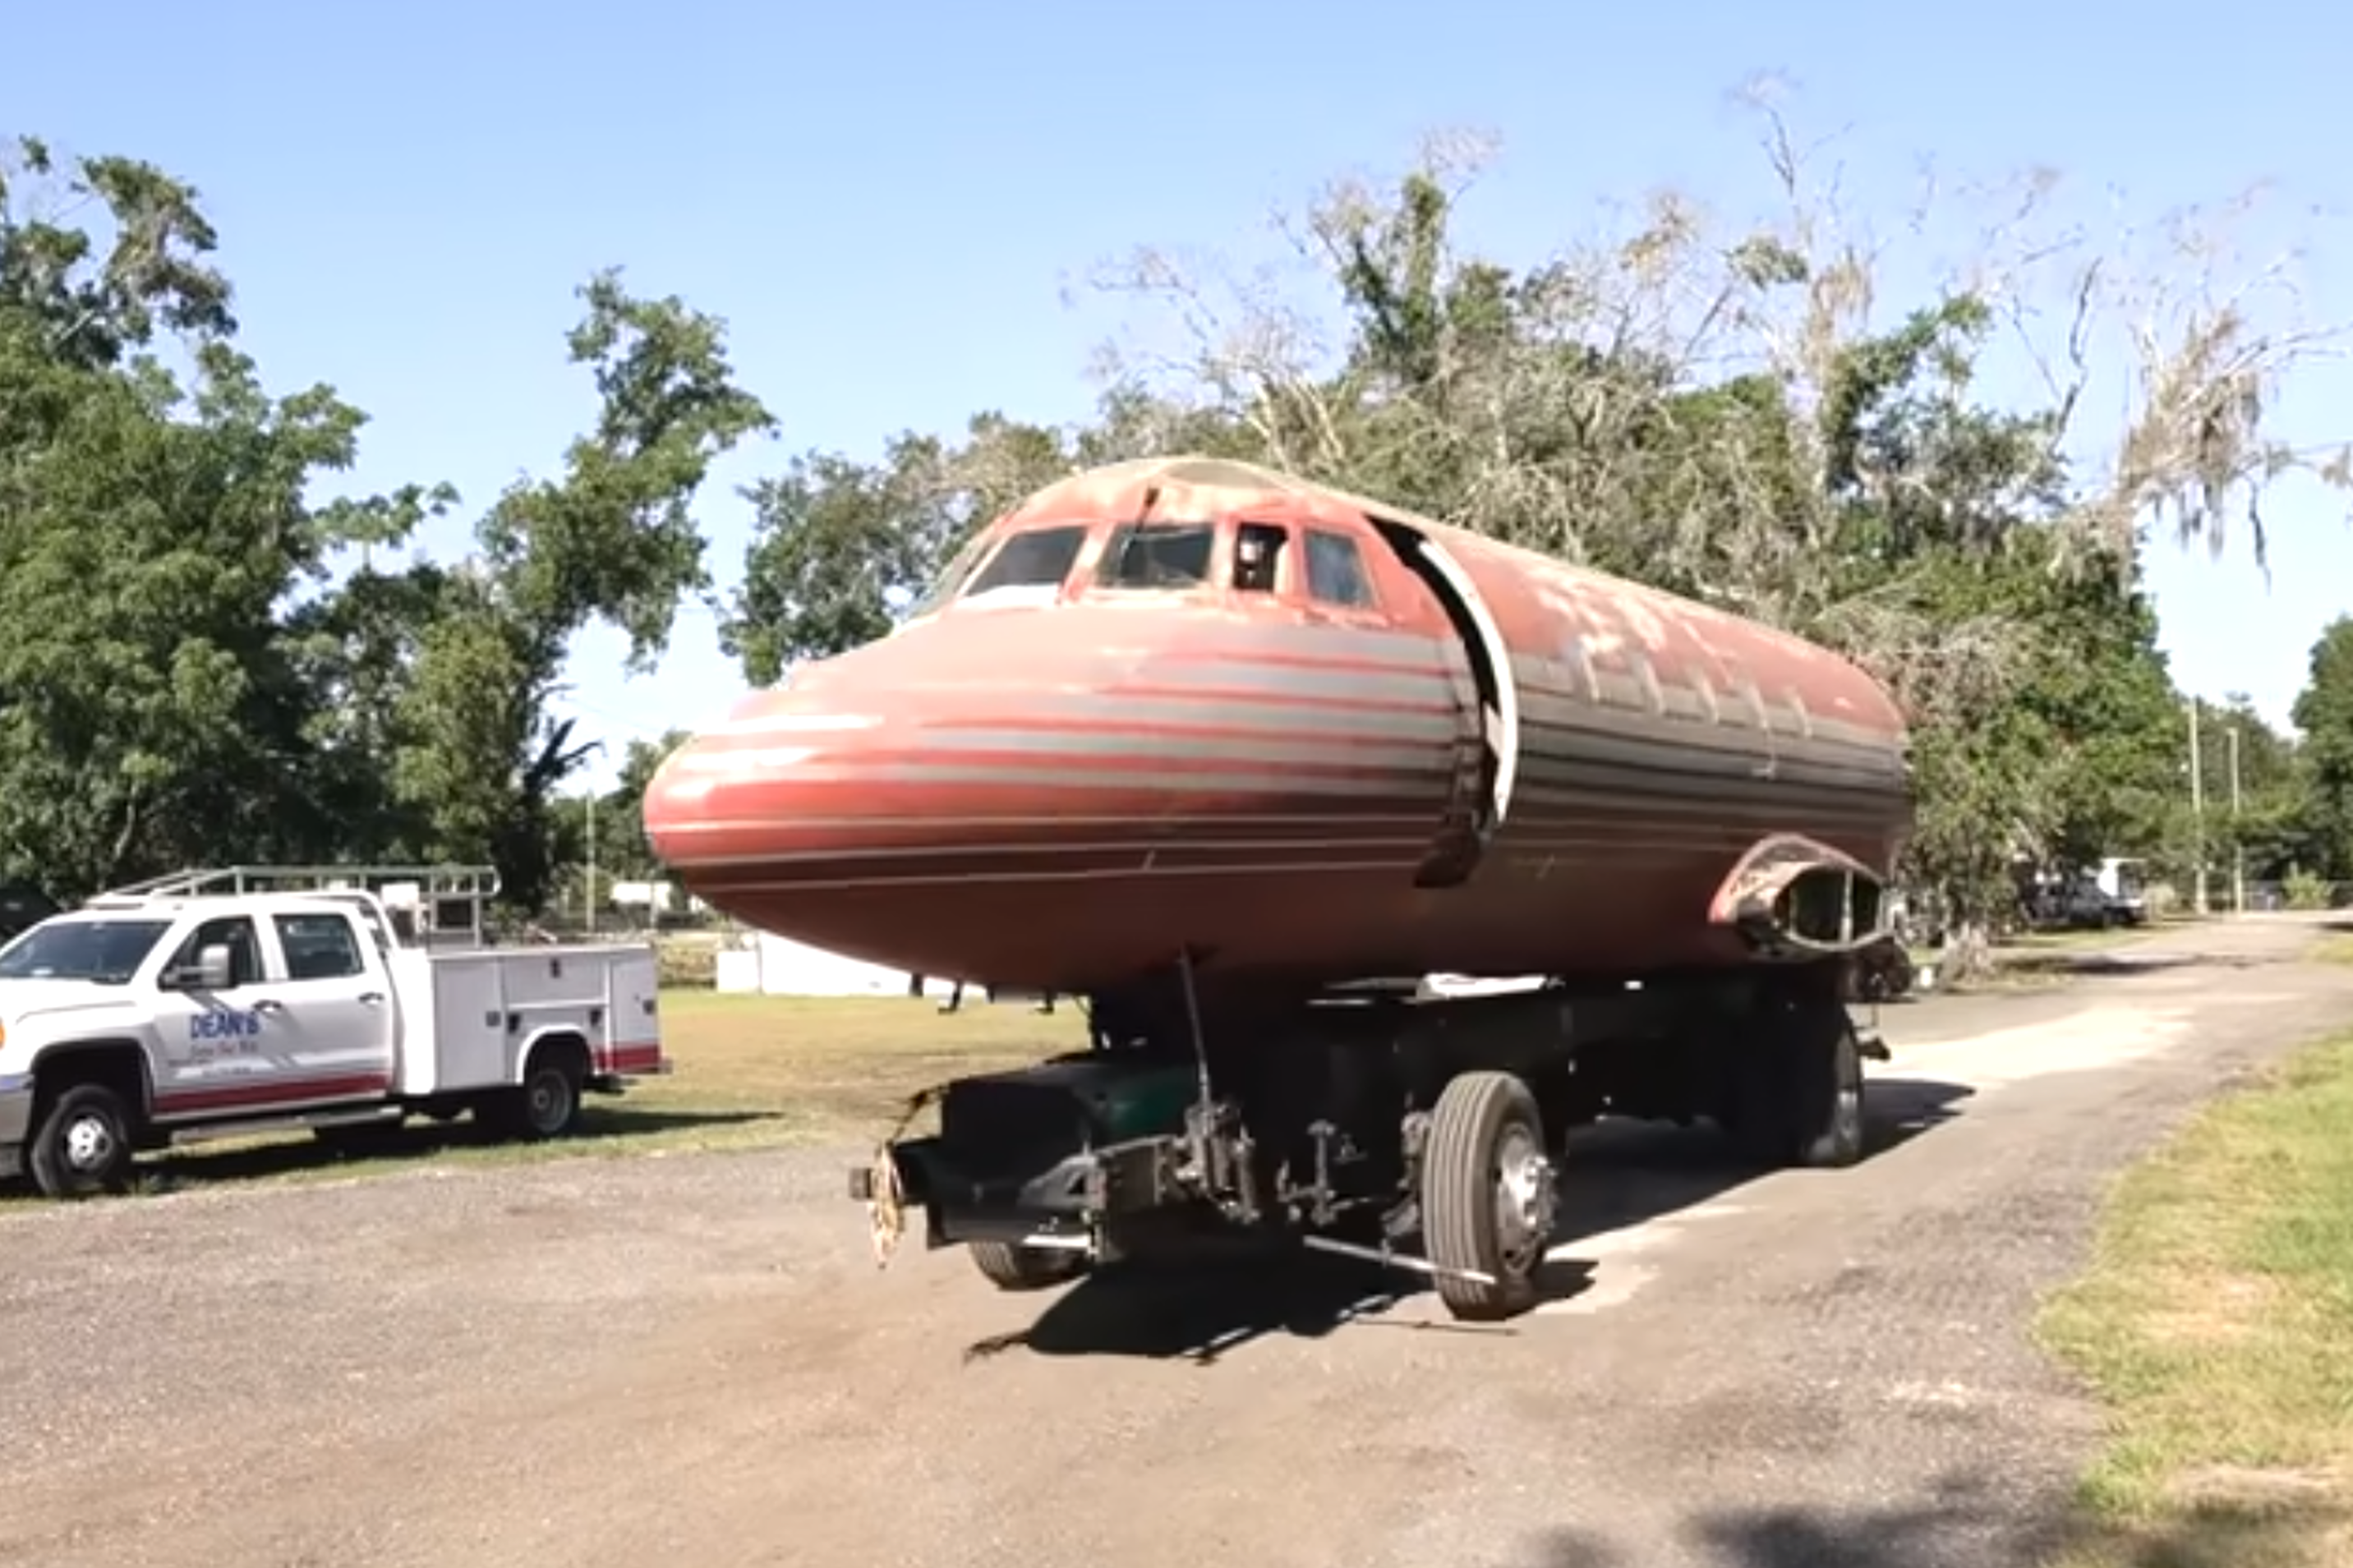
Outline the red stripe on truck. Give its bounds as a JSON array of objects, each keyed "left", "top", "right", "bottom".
[
  {"left": 608, "top": 1042, "right": 665, "bottom": 1074},
  {"left": 155, "top": 1073, "right": 395, "bottom": 1115}
]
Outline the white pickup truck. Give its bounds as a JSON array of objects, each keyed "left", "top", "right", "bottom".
[{"left": 0, "top": 865, "right": 670, "bottom": 1198}]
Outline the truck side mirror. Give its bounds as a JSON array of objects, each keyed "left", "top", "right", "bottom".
[{"left": 193, "top": 944, "right": 233, "bottom": 991}]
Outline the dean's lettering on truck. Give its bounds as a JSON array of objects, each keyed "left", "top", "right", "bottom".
[
  {"left": 188, "top": 1006, "right": 266, "bottom": 1057},
  {"left": 189, "top": 1008, "right": 265, "bottom": 1040}
]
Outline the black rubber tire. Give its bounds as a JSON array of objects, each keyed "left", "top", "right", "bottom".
[
  {"left": 1784, "top": 1005, "right": 1866, "bottom": 1168},
  {"left": 1421, "top": 1070, "right": 1547, "bottom": 1322},
  {"left": 968, "top": 1239, "right": 1086, "bottom": 1291},
  {"left": 27, "top": 1082, "right": 136, "bottom": 1199},
  {"left": 493, "top": 1051, "right": 585, "bottom": 1143},
  {"left": 1726, "top": 997, "right": 1867, "bottom": 1170}
]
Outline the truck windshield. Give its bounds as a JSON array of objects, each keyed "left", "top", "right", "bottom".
[{"left": 0, "top": 918, "right": 173, "bottom": 983}]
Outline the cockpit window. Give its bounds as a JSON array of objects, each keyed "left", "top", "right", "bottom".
[
  {"left": 1094, "top": 522, "right": 1215, "bottom": 591},
  {"left": 962, "top": 525, "right": 1089, "bottom": 600},
  {"left": 909, "top": 528, "right": 995, "bottom": 618},
  {"left": 1232, "top": 522, "right": 1287, "bottom": 593},
  {"left": 1304, "top": 528, "right": 1377, "bottom": 609}
]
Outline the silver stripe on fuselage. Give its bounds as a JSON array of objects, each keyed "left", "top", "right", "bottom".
[
  {"left": 1509, "top": 735, "right": 1899, "bottom": 800},
  {"left": 665, "top": 761, "right": 1444, "bottom": 799},
  {"left": 1176, "top": 623, "right": 1448, "bottom": 669},
  {"left": 661, "top": 831, "right": 1441, "bottom": 867},
  {"left": 695, "top": 857, "right": 1425, "bottom": 892},
  {"left": 1130, "top": 660, "right": 1456, "bottom": 709},
  {"left": 900, "top": 727, "right": 1455, "bottom": 775},
  {"left": 1509, "top": 655, "right": 1893, "bottom": 752},
  {"left": 918, "top": 690, "right": 1457, "bottom": 742}
]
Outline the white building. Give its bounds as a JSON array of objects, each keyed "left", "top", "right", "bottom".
[{"left": 714, "top": 931, "right": 959, "bottom": 999}]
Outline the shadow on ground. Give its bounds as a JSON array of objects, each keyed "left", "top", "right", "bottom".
[
  {"left": 1992, "top": 948, "right": 2272, "bottom": 979},
  {"left": 1518, "top": 1467, "right": 2341, "bottom": 1567},
  {"left": 965, "top": 1076, "right": 1975, "bottom": 1365},
  {"left": 128, "top": 1105, "right": 774, "bottom": 1191}
]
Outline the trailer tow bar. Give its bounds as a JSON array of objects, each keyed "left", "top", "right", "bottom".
[{"left": 1298, "top": 1232, "right": 1499, "bottom": 1289}]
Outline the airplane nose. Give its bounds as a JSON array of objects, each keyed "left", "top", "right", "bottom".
[
  {"left": 642, "top": 615, "right": 1138, "bottom": 882},
  {"left": 642, "top": 609, "right": 1467, "bottom": 987}
]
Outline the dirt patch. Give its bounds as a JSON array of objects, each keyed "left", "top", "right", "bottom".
[
  {"left": 2167, "top": 1465, "right": 2341, "bottom": 1511},
  {"left": 2143, "top": 1271, "right": 2277, "bottom": 1347}
]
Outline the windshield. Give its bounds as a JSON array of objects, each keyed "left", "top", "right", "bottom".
[
  {"left": 1094, "top": 522, "right": 1215, "bottom": 590},
  {"left": 908, "top": 528, "right": 996, "bottom": 620},
  {"left": 0, "top": 917, "right": 173, "bottom": 984},
  {"left": 961, "top": 525, "right": 1090, "bottom": 602}
]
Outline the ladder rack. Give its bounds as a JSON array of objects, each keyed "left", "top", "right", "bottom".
[{"left": 95, "top": 865, "right": 504, "bottom": 947}]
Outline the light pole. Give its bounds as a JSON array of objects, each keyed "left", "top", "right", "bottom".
[
  {"left": 2187, "top": 697, "right": 2208, "bottom": 916},
  {"left": 2229, "top": 724, "right": 2245, "bottom": 915}
]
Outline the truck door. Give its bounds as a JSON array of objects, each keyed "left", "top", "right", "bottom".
[
  {"left": 149, "top": 914, "right": 273, "bottom": 1116},
  {"left": 259, "top": 911, "right": 398, "bottom": 1102}
]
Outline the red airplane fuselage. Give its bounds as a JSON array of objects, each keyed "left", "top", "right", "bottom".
[{"left": 642, "top": 458, "right": 1913, "bottom": 997}]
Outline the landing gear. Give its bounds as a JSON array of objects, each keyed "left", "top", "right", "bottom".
[
  {"left": 1421, "top": 1071, "right": 1555, "bottom": 1322},
  {"left": 859, "top": 958, "right": 1878, "bottom": 1327}
]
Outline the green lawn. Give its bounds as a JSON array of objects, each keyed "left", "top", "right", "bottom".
[
  {"left": 2305, "top": 932, "right": 2353, "bottom": 968},
  {"left": 2037, "top": 1029, "right": 2353, "bottom": 1566}
]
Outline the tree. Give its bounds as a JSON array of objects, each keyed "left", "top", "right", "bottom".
[
  {"left": 722, "top": 412, "right": 1075, "bottom": 683},
  {"left": 389, "top": 271, "right": 774, "bottom": 912},
  {"left": 2159, "top": 695, "right": 2316, "bottom": 891},
  {"left": 0, "top": 136, "right": 446, "bottom": 898},
  {"left": 1063, "top": 97, "right": 2346, "bottom": 971},
  {"left": 2291, "top": 616, "right": 2353, "bottom": 880},
  {"left": 544, "top": 726, "right": 691, "bottom": 922},
  {"left": 1, "top": 136, "right": 774, "bottom": 916},
  {"left": 600, "top": 727, "right": 692, "bottom": 885},
  {"left": 7, "top": 103, "right": 2341, "bottom": 943},
  {"left": 723, "top": 437, "right": 954, "bottom": 683}
]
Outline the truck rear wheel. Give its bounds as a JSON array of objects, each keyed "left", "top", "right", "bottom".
[
  {"left": 489, "top": 1050, "right": 585, "bottom": 1143},
  {"left": 1724, "top": 996, "right": 1866, "bottom": 1170},
  {"left": 1422, "top": 1071, "right": 1554, "bottom": 1322},
  {"left": 28, "top": 1083, "right": 136, "bottom": 1199},
  {"left": 969, "top": 1239, "right": 1086, "bottom": 1291},
  {"left": 1791, "top": 1010, "right": 1867, "bottom": 1169}
]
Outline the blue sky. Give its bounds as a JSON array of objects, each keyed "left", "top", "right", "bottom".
[{"left": 10, "top": 0, "right": 2348, "bottom": 788}]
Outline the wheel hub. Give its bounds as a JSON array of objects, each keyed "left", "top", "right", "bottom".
[
  {"left": 63, "top": 1115, "right": 115, "bottom": 1171},
  {"left": 1493, "top": 1124, "right": 1555, "bottom": 1263},
  {"left": 1833, "top": 1042, "right": 1864, "bottom": 1150}
]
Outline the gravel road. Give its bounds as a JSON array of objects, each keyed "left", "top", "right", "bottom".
[{"left": 2, "top": 915, "right": 2347, "bottom": 1568}]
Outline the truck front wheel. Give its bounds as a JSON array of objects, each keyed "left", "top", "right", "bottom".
[
  {"left": 28, "top": 1083, "right": 136, "bottom": 1199},
  {"left": 1422, "top": 1070, "right": 1554, "bottom": 1322}
]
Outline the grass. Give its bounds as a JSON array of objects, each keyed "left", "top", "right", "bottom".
[
  {"left": 2304, "top": 931, "right": 2353, "bottom": 968},
  {"left": 107, "top": 989, "right": 1090, "bottom": 1194},
  {"left": 2035, "top": 1028, "right": 2353, "bottom": 1567}
]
